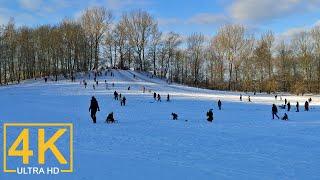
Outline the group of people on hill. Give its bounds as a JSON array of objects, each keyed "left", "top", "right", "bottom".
[
  {"left": 86, "top": 69, "right": 317, "bottom": 124},
  {"left": 114, "top": 91, "right": 126, "bottom": 106},
  {"left": 153, "top": 92, "right": 171, "bottom": 102},
  {"left": 272, "top": 97, "right": 312, "bottom": 121}
]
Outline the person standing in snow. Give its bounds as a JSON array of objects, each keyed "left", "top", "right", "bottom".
[
  {"left": 248, "top": 96, "right": 251, "bottom": 102},
  {"left": 123, "top": 96, "right": 126, "bottom": 106},
  {"left": 207, "top": 109, "right": 214, "bottom": 122},
  {"left": 157, "top": 94, "right": 161, "bottom": 102},
  {"left": 114, "top": 91, "right": 118, "bottom": 100},
  {"left": 153, "top": 92, "right": 157, "bottom": 100},
  {"left": 305, "top": 101, "right": 309, "bottom": 111},
  {"left": 218, "top": 100, "right": 222, "bottom": 110},
  {"left": 284, "top": 98, "right": 287, "bottom": 105},
  {"left": 287, "top": 102, "right": 291, "bottom": 111},
  {"left": 296, "top": 102, "right": 299, "bottom": 112},
  {"left": 272, "top": 104, "right": 279, "bottom": 119},
  {"left": 89, "top": 96, "right": 100, "bottom": 123},
  {"left": 240, "top": 94, "right": 242, "bottom": 101},
  {"left": 167, "top": 94, "right": 170, "bottom": 102}
]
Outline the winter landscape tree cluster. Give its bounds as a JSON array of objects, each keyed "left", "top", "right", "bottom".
[{"left": 1, "top": 6, "right": 320, "bottom": 94}]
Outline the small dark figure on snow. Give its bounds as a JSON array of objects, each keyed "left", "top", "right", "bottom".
[
  {"left": 114, "top": 91, "right": 119, "bottom": 100},
  {"left": 96, "top": 81, "right": 98, "bottom": 86},
  {"left": 308, "top": 98, "right": 312, "bottom": 103},
  {"left": 153, "top": 92, "right": 157, "bottom": 100},
  {"left": 248, "top": 96, "right": 251, "bottom": 102},
  {"left": 287, "top": 102, "right": 291, "bottom": 111},
  {"left": 93, "top": 84, "right": 95, "bottom": 90},
  {"left": 167, "top": 94, "right": 170, "bottom": 102},
  {"left": 119, "top": 93, "right": 122, "bottom": 99},
  {"left": 89, "top": 96, "right": 100, "bottom": 123},
  {"left": 171, "top": 113, "right": 178, "bottom": 120},
  {"left": 207, "top": 109, "right": 214, "bottom": 122},
  {"left": 106, "top": 112, "right": 115, "bottom": 123},
  {"left": 240, "top": 94, "right": 242, "bottom": 101},
  {"left": 296, "top": 102, "right": 299, "bottom": 112},
  {"left": 275, "top": 95, "right": 278, "bottom": 100},
  {"left": 44, "top": 77, "right": 47, "bottom": 82},
  {"left": 282, "top": 113, "right": 288, "bottom": 121},
  {"left": 305, "top": 101, "right": 309, "bottom": 111},
  {"left": 272, "top": 104, "right": 279, "bottom": 119},
  {"left": 157, "top": 94, "right": 161, "bottom": 102},
  {"left": 121, "top": 96, "right": 126, "bottom": 106},
  {"left": 133, "top": 74, "right": 136, "bottom": 78},
  {"left": 84, "top": 82, "right": 87, "bottom": 88},
  {"left": 112, "top": 82, "right": 115, "bottom": 87},
  {"left": 218, "top": 100, "right": 222, "bottom": 110},
  {"left": 285, "top": 98, "right": 287, "bottom": 105},
  {"left": 128, "top": 86, "right": 131, "bottom": 90}
]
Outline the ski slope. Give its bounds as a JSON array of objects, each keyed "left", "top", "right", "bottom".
[{"left": 1, "top": 70, "right": 320, "bottom": 180}]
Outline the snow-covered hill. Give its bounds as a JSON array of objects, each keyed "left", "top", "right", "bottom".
[{"left": 1, "top": 70, "right": 320, "bottom": 180}]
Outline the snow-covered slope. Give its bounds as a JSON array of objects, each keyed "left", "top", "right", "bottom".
[{"left": 1, "top": 70, "right": 320, "bottom": 180}]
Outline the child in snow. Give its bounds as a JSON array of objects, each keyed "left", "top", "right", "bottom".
[
  {"left": 282, "top": 113, "right": 288, "bottom": 121},
  {"left": 106, "top": 112, "right": 115, "bottom": 123},
  {"left": 207, "top": 109, "right": 214, "bottom": 122}
]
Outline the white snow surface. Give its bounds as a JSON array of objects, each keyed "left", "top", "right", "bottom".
[{"left": 1, "top": 70, "right": 320, "bottom": 180}]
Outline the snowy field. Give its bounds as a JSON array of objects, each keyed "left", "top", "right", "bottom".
[{"left": 1, "top": 70, "right": 320, "bottom": 180}]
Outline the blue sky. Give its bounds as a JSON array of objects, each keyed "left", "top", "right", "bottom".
[{"left": 0, "top": 0, "right": 320, "bottom": 39}]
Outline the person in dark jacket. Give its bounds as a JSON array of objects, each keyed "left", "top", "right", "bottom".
[
  {"left": 153, "top": 92, "right": 157, "bottom": 100},
  {"left": 218, "top": 100, "right": 222, "bottom": 110},
  {"left": 287, "top": 102, "right": 291, "bottom": 111},
  {"left": 240, "top": 94, "right": 242, "bottom": 101},
  {"left": 272, "top": 104, "right": 279, "bottom": 119},
  {"left": 207, "top": 109, "right": 214, "bottom": 122},
  {"left": 167, "top": 94, "right": 170, "bottom": 102},
  {"left": 106, "top": 112, "right": 115, "bottom": 123},
  {"left": 284, "top": 98, "right": 287, "bottom": 105},
  {"left": 171, "top": 113, "right": 178, "bottom": 120},
  {"left": 157, "top": 94, "right": 161, "bottom": 102},
  {"left": 296, "top": 102, "right": 299, "bottom": 112},
  {"left": 114, "top": 91, "right": 118, "bottom": 100},
  {"left": 282, "top": 113, "right": 288, "bottom": 121},
  {"left": 121, "top": 96, "right": 126, "bottom": 106},
  {"left": 89, "top": 96, "right": 100, "bottom": 123},
  {"left": 305, "top": 101, "right": 309, "bottom": 111}
]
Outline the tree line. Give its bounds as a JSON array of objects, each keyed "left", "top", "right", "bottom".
[{"left": 1, "top": 6, "right": 320, "bottom": 94}]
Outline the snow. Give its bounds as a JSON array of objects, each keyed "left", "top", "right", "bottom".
[{"left": 1, "top": 69, "right": 320, "bottom": 180}]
